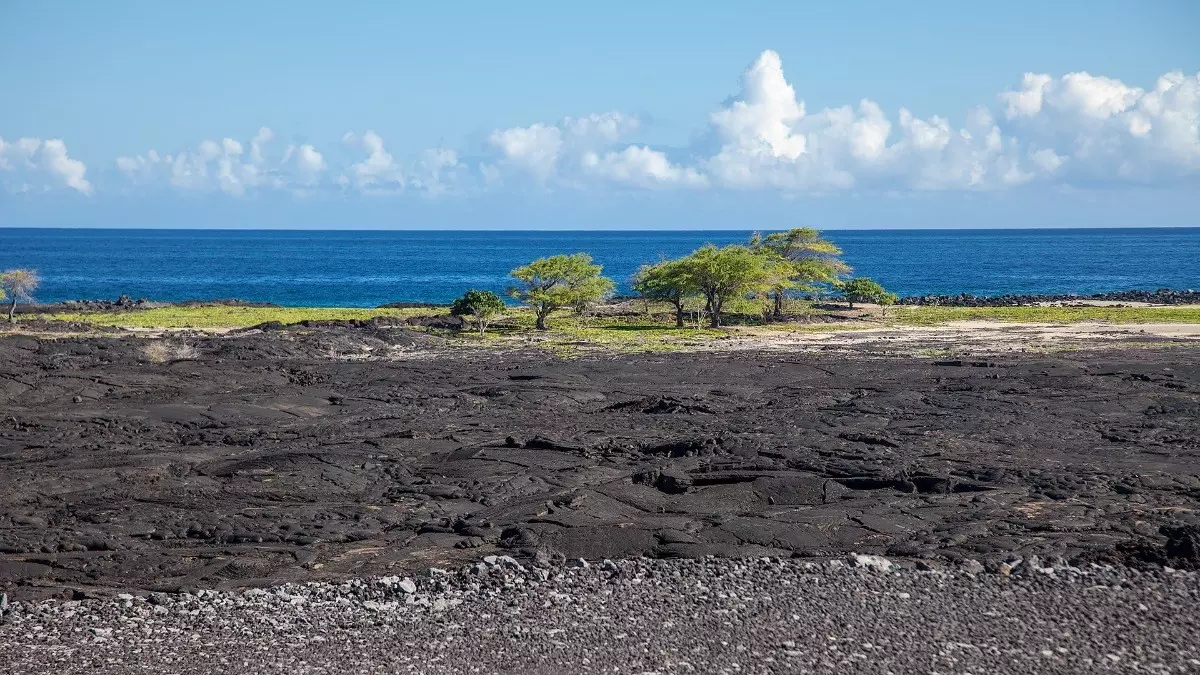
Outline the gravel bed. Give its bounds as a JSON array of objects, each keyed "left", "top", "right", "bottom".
[{"left": 2, "top": 556, "right": 1197, "bottom": 674}]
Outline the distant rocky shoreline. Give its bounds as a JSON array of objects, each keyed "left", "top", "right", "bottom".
[
  {"left": 16, "top": 287, "right": 1200, "bottom": 314},
  {"left": 896, "top": 288, "right": 1200, "bottom": 306}
]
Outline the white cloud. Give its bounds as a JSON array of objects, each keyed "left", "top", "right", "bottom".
[
  {"left": 295, "top": 144, "right": 325, "bottom": 174},
  {"left": 488, "top": 123, "right": 563, "bottom": 178},
  {"left": 80, "top": 51, "right": 1199, "bottom": 199},
  {"left": 0, "top": 136, "right": 92, "bottom": 194},
  {"left": 341, "top": 130, "right": 404, "bottom": 192},
  {"left": 583, "top": 146, "right": 707, "bottom": 189},
  {"left": 409, "top": 148, "right": 464, "bottom": 196},
  {"left": 117, "top": 129, "right": 337, "bottom": 196},
  {"left": 486, "top": 112, "right": 641, "bottom": 183}
]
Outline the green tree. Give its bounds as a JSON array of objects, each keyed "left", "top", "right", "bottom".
[
  {"left": 750, "top": 228, "right": 851, "bottom": 318},
  {"left": 631, "top": 259, "right": 698, "bottom": 328},
  {"left": 682, "top": 244, "right": 776, "bottom": 328},
  {"left": 450, "top": 289, "right": 507, "bottom": 335},
  {"left": 838, "top": 277, "right": 898, "bottom": 312},
  {"left": 508, "top": 253, "right": 615, "bottom": 330},
  {"left": 1, "top": 269, "right": 40, "bottom": 322}
]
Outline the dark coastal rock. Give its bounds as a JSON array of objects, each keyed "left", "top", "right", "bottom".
[
  {"left": 404, "top": 314, "right": 465, "bottom": 330},
  {"left": 1, "top": 331, "right": 1199, "bottom": 599},
  {"left": 898, "top": 288, "right": 1200, "bottom": 306}
]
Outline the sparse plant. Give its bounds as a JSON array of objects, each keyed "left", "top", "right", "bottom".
[
  {"left": 1, "top": 269, "right": 41, "bottom": 322},
  {"left": 838, "top": 277, "right": 898, "bottom": 313},
  {"left": 141, "top": 340, "right": 199, "bottom": 364},
  {"left": 450, "top": 289, "right": 507, "bottom": 335},
  {"left": 508, "top": 254, "right": 615, "bottom": 330}
]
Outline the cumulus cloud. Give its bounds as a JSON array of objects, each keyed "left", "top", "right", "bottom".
[
  {"left": 86, "top": 50, "right": 1199, "bottom": 199},
  {"left": 582, "top": 146, "right": 707, "bottom": 189},
  {"left": 486, "top": 111, "right": 641, "bottom": 182},
  {"left": 0, "top": 136, "right": 92, "bottom": 194},
  {"left": 488, "top": 123, "right": 563, "bottom": 178},
  {"left": 340, "top": 131, "right": 405, "bottom": 192},
  {"left": 999, "top": 69, "right": 1200, "bottom": 183},
  {"left": 117, "top": 128, "right": 337, "bottom": 196},
  {"left": 694, "top": 50, "right": 1200, "bottom": 192}
]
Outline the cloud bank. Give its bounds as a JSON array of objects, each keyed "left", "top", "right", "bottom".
[
  {"left": 7, "top": 51, "right": 1198, "bottom": 198},
  {"left": 0, "top": 136, "right": 92, "bottom": 195}
]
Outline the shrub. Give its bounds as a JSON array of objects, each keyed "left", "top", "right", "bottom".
[{"left": 450, "top": 289, "right": 506, "bottom": 335}]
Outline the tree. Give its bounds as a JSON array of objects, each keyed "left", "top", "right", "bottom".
[
  {"left": 681, "top": 244, "right": 776, "bottom": 328},
  {"left": 1, "top": 269, "right": 40, "bottom": 322},
  {"left": 838, "top": 277, "right": 898, "bottom": 312},
  {"left": 750, "top": 228, "right": 851, "bottom": 318},
  {"left": 450, "top": 289, "right": 507, "bottom": 335},
  {"left": 508, "top": 253, "right": 615, "bottom": 330},
  {"left": 631, "top": 259, "right": 698, "bottom": 328}
]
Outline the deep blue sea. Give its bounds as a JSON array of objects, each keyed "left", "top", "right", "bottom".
[{"left": 0, "top": 228, "right": 1197, "bottom": 307}]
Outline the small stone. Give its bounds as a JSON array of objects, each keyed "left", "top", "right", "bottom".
[
  {"left": 571, "top": 558, "right": 590, "bottom": 569},
  {"left": 850, "top": 554, "right": 894, "bottom": 574},
  {"left": 496, "top": 555, "right": 524, "bottom": 571},
  {"left": 960, "top": 559, "right": 986, "bottom": 576},
  {"left": 398, "top": 578, "right": 417, "bottom": 594}
]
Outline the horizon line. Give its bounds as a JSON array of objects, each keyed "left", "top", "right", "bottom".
[{"left": 2, "top": 225, "right": 1198, "bottom": 233}]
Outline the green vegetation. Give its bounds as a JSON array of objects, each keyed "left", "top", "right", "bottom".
[
  {"left": 684, "top": 244, "right": 779, "bottom": 327},
  {"left": 890, "top": 304, "right": 1200, "bottom": 326},
  {"left": 450, "top": 289, "right": 506, "bottom": 335},
  {"left": 750, "top": 228, "right": 850, "bottom": 318},
  {"left": 508, "top": 253, "right": 615, "bottom": 330},
  {"left": 9, "top": 227, "right": 1200, "bottom": 356},
  {"left": 838, "top": 277, "right": 898, "bottom": 311},
  {"left": 32, "top": 305, "right": 425, "bottom": 329},
  {"left": 2, "top": 269, "right": 40, "bottom": 322},
  {"left": 631, "top": 259, "right": 698, "bottom": 328}
]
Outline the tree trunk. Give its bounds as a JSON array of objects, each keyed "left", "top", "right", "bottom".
[
  {"left": 673, "top": 298, "right": 685, "bottom": 328},
  {"left": 7, "top": 297, "right": 15, "bottom": 323},
  {"left": 847, "top": 301, "right": 854, "bottom": 310},
  {"left": 535, "top": 312, "right": 548, "bottom": 331},
  {"left": 708, "top": 295, "right": 722, "bottom": 328},
  {"left": 772, "top": 290, "right": 783, "bottom": 319}
]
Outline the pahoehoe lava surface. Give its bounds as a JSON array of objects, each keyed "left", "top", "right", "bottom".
[{"left": 1, "top": 327, "right": 1198, "bottom": 598}]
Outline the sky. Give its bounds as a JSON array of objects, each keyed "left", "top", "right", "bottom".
[{"left": 1, "top": 0, "right": 1198, "bottom": 229}]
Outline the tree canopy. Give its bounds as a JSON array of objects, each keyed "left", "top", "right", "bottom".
[
  {"left": 1, "top": 269, "right": 40, "bottom": 322},
  {"left": 683, "top": 244, "right": 779, "bottom": 327},
  {"left": 450, "top": 289, "right": 507, "bottom": 335},
  {"left": 631, "top": 259, "right": 698, "bottom": 328},
  {"left": 838, "top": 277, "right": 898, "bottom": 310},
  {"left": 508, "top": 253, "right": 615, "bottom": 330},
  {"left": 750, "top": 228, "right": 850, "bottom": 318}
]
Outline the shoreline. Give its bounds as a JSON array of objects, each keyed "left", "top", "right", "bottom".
[{"left": 13, "top": 286, "right": 1200, "bottom": 314}]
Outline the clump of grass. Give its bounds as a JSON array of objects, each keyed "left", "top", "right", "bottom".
[
  {"left": 31, "top": 305, "right": 430, "bottom": 329},
  {"left": 890, "top": 305, "right": 1200, "bottom": 327},
  {"left": 141, "top": 340, "right": 200, "bottom": 363}
]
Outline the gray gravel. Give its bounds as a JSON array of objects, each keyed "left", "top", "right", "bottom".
[{"left": 2, "top": 556, "right": 1197, "bottom": 674}]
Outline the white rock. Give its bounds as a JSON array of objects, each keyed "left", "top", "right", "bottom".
[
  {"left": 398, "top": 578, "right": 418, "bottom": 594},
  {"left": 850, "top": 554, "right": 894, "bottom": 574}
]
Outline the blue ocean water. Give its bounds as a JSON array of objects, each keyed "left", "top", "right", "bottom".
[{"left": 0, "top": 228, "right": 1197, "bottom": 307}]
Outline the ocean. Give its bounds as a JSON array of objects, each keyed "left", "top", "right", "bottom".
[{"left": 1, "top": 228, "right": 1197, "bottom": 307}]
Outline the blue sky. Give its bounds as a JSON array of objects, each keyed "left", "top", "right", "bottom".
[{"left": 1, "top": 0, "right": 1198, "bottom": 229}]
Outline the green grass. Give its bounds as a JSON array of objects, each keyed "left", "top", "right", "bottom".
[
  {"left": 30, "top": 305, "right": 429, "bottom": 329},
  {"left": 18, "top": 301, "right": 1200, "bottom": 354},
  {"left": 890, "top": 305, "right": 1200, "bottom": 327}
]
